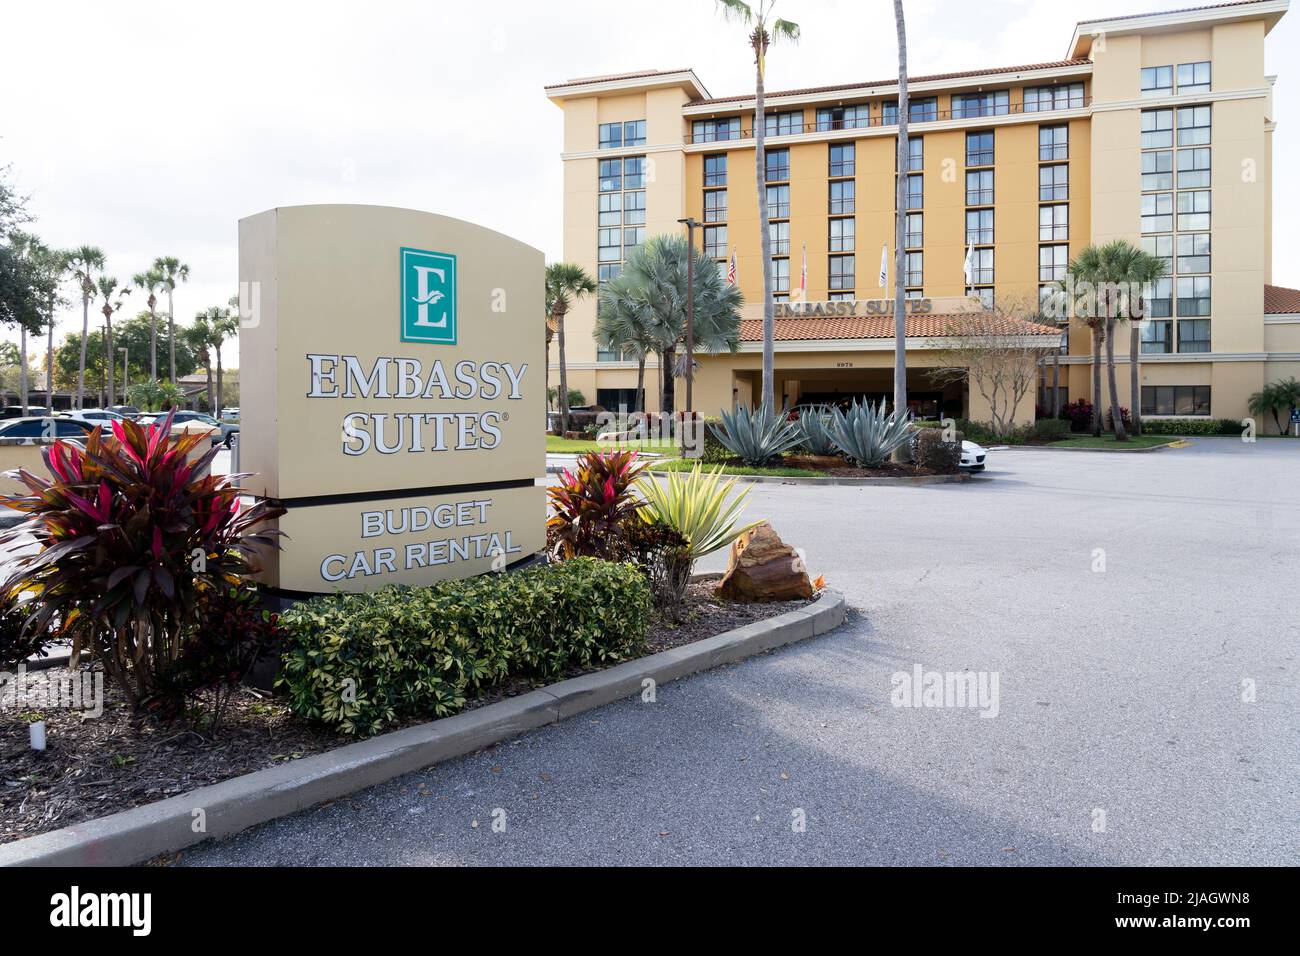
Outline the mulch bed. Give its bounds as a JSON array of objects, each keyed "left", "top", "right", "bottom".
[
  {"left": 774, "top": 455, "right": 954, "bottom": 478},
  {"left": 1, "top": 581, "right": 812, "bottom": 845}
]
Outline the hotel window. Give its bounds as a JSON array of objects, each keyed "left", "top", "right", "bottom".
[
  {"left": 623, "top": 226, "right": 645, "bottom": 250},
  {"left": 598, "top": 228, "right": 621, "bottom": 262},
  {"left": 1177, "top": 320, "right": 1211, "bottom": 353},
  {"left": 1141, "top": 192, "right": 1173, "bottom": 232},
  {"left": 905, "top": 174, "right": 923, "bottom": 210},
  {"left": 1039, "top": 244, "right": 1069, "bottom": 282},
  {"left": 883, "top": 97, "right": 938, "bottom": 124},
  {"left": 622, "top": 190, "right": 645, "bottom": 225},
  {"left": 770, "top": 257, "right": 790, "bottom": 293},
  {"left": 1177, "top": 147, "right": 1210, "bottom": 188},
  {"left": 1024, "top": 83, "right": 1085, "bottom": 112},
  {"left": 1039, "top": 204, "right": 1068, "bottom": 241},
  {"left": 1177, "top": 106, "right": 1211, "bottom": 146},
  {"left": 623, "top": 156, "right": 645, "bottom": 188},
  {"left": 1039, "top": 164, "right": 1068, "bottom": 201},
  {"left": 952, "top": 90, "right": 1009, "bottom": 118},
  {"left": 904, "top": 251, "right": 924, "bottom": 287},
  {"left": 1141, "top": 109, "right": 1174, "bottom": 148},
  {"left": 829, "top": 179, "right": 855, "bottom": 214},
  {"left": 1177, "top": 233, "right": 1211, "bottom": 274},
  {"left": 829, "top": 217, "right": 855, "bottom": 252},
  {"left": 765, "top": 148, "right": 790, "bottom": 182},
  {"left": 829, "top": 255, "right": 855, "bottom": 290},
  {"left": 597, "top": 263, "right": 621, "bottom": 283},
  {"left": 1140, "top": 66, "right": 1173, "bottom": 96},
  {"left": 1177, "top": 61, "right": 1211, "bottom": 94},
  {"left": 769, "top": 220, "right": 790, "bottom": 255},
  {"left": 1141, "top": 234, "right": 1173, "bottom": 273},
  {"left": 764, "top": 110, "right": 803, "bottom": 137},
  {"left": 816, "top": 104, "right": 870, "bottom": 130},
  {"left": 828, "top": 292, "right": 854, "bottom": 301},
  {"left": 598, "top": 119, "right": 644, "bottom": 149},
  {"left": 704, "top": 225, "right": 728, "bottom": 259},
  {"left": 1039, "top": 125, "right": 1069, "bottom": 161},
  {"left": 704, "top": 154, "right": 728, "bottom": 187},
  {"left": 905, "top": 288, "right": 926, "bottom": 301},
  {"left": 691, "top": 117, "right": 740, "bottom": 142},
  {"left": 1142, "top": 151, "right": 1173, "bottom": 190},
  {"left": 1141, "top": 321, "right": 1173, "bottom": 354},
  {"left": 966, "top": 208, "right": 994, "bottom": 245},
  {"left": 766, "top": 184, "right": 790, "bottom": 218},
  {"left": 1148, "top": 277, "right": 1173, "bottom": 317},
  {"left": 1142, "top": 385, "right": 1211, "bottom": 416},
  {"left": 968, "top": 248, "right": 994, "bottom": 284},
  {"left": 703, "top": 189, "right": 727, "bottom": 223},
  {"left": 599, "top": 193, "right": 621, "bottom": 227},
  {"left": 905, "top": 137, "right": 924, "bottom": 171},
  {"left": 965, "top": 169, "right": 993, "bottom": 205},
  {"left": 829, "top": 143, "right": 855, "bottom": 177},
  {"left": 904, "top": 212, "right": 923, "bottom": 248},
  {"left": 966, "top": 131, "right": 994, "bottom": 167},
  {"left": 599, "top": 158, "right": 621, "bottom": 192},
  {"left": 967, "top": 287, "right": 994, "bottom": 308},
  {"left": 1177, "top": 276, "right": 1211, "bottom": 316},
  {"left": 623, "top": 120, "right": 646, "bottom": 146},
  {"left": 1177, "top": 190, "right": 1211, "bottom": 230}
]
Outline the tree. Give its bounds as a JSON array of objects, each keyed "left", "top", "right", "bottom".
[
  {"left": 207, "top": 298, "right": 239, "bottom": 414},
  {"left": 97, "top": 275, "right": 131, "bottom": 405},
  {"left": 545, "top": 262, "right": 597, "bottom": 435},
  {"left": 66, "top": 246, "right": 105, "bottom": 409},
  {"left": 132, "top": 267, "right": 166, "bottom": 381},
  {"left": 1248, "top": 377, "right": 1300, "bottom": 436},
  {"left": 154, "top": 256, "right": 189, "bottom": 383},
  {"left": 599, "top": 233, "right": 742, "bottom": 415},
  {"left": 4, "top": 233, "right": 62, "bottom": 410},
  {"left": 595, "top": 286, "right": 657, "bottom": 414},
  {"left": 185, "top": 307, "right": 225, "bottom": 413},
  {"left": 892, "top": 0, "right": 909, "bottom": 424},
  {"left": 714, "top": 0, "right": 799, "bottom": 410},
  {"left": 60, "top": 311, "right": 199, "bottom": 392}
]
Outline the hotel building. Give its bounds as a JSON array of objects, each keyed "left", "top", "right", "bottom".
[{"left": 545, "top": 0, "right": 1295, "bottom": 429}]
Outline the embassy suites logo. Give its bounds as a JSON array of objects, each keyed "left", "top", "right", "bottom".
[{"left": 401, "top": 247, "right": 457, "bottom": 344}]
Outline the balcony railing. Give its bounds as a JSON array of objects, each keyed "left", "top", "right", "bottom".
[{"left": 686, "top": 97, "right": 1092, "bottom": 144}]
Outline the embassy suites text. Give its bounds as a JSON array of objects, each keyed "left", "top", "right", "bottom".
[{"left": 305, "top": 354, "right": 528, "bottom": 455}]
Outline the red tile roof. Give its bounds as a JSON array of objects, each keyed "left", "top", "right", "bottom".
[
  {"left": 1265, "top": 284, "right": 1300, "bottom": 314},
  {"left": 739, "top": 313, "right": 1062, "bottom": 343},
  {"left": 694, "top": 59, "right": 1092, "bottom": 106}
]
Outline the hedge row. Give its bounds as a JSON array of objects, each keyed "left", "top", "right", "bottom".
[{"left": 278, "top": 558, "right": 651, "bottom": 736}]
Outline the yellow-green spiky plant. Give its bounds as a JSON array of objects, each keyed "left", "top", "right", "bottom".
[{"left": 635, "top": 463, "right": 761, "bottom": 563}]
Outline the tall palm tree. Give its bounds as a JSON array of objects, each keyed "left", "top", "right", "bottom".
[
  {"left": 892, "top": 0, "right": 909, "bottom": 421},
  {"left": 132, "top": 268, "right": 166, "bottom": 381},
  {"left": 1067, "top": 245, "right": 1112, "bottom": 437},
  {"left": 545, "top": 262, "right": 597, "bottom": 435},
  {"left": 714, "top": 0, "right": 799, "bottom": 410},
  {"left": 209, "top": 298, "right": 239, "bottom": 414},
  {"left": 154, "top": 256, "right": 189, "bottom": 383},
  {"left": 600, "top": 234, "right": 743, "bottom": 415},
  {"left": 596, "top": 276, "right": 658, "bottom": 414},
  {"left": 66, "top": 245, "right": 105, "bottom": 409},
  {"left": 96, "top": 276, "right": 130, "bottom": 406},
  {"left": 186, "top": 307, "right": 220, "bottom": 412}
]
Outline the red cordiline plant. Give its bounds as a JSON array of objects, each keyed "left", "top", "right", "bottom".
[
  {"left": 546, "top": 450, "right": 647, "bottom": 561},
  {"left": 0, "top": 410, "right": 284, "bottom": 709}
]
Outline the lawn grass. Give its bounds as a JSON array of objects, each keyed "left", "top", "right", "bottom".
[
  {"left": 546, "top": 435, "right": 677, "bottom": 454},
  {"left": 1042, "top": 434, "right": 1178, "bottom": 450},
  {"left": 648, "top": 458, "right": 822, "bottom": 478}
]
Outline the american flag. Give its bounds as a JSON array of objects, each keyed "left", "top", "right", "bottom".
[{"left": 726, "top": 247, "right": 737, "bottom": 286}]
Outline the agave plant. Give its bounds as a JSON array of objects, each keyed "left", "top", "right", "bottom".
[
  {"left": 797, "top": 405, "right": 839, "bottom": 456},
  {"left": 827, "top": 399, "right": 914, "bottom": 468},
  {"left": 546, "top": 450, "right": 647, "bottom": 561},
  {"left": 0, "top": 410, "right": 284, "bottom": 709},
  {"left": 635, "top": 463, "right": 760, "bottom": 565},
  {"left": 709, "top": 402, "right": 802, "bottom": 466}
]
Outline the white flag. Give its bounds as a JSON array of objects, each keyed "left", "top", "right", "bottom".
[
  {"left": 963, "top": 243, "right": 974, "bottom": 285},
  {"left": 879, "top": 244, "right": 888, "bottom": 289}
]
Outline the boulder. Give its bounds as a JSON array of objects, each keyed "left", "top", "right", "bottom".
[{"left": 717, "top": 522, "right": 814, "bottom": 602}]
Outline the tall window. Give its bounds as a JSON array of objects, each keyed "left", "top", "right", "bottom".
[
  {"left": 1140, "top": 66, "right": 1173, "bottom": 96},
  {"left": 1177, "top": 233, "right": 1210, "bottom": 274},
  {"left": 1039, "top": 244, "right": 1069, "bottom": 282},
  {"left": 904, "top": 251, "right": 924, "bottom": 287},
  {"left": 1177, "top": 320, "right": 1211, "bottom": 353},
  {"left": 1039, "top": 204, "right": 1068, "bottom": 241},
  {"left": 829, "top": 180, "right": 855, "bottom": 214},
  {"left": 704, "top": 154, "right": 728, "bottom": 186},
  {"left": 1141, "top": 235, "right": 1173, "bottom": 273},
  {"left": 766, "top": 184, "right": 790, "bottom": 218},
  {"left": 904, "top": 137, "right": 924, "bottom": 171},
  {"left": 1177, "top": 106, "right": 1211, "bottom": 146},
  {"left": 1141, "top": 192, "right": 1173, "bottom": 232},
  {"left": 966, "top": 131, "right": 994, "bottom": 166},
  {"left": 829, "top": 255, "right": 855, "bottom": 291},
  {"left": 1177, "top": 61, "right": 1211, "bottom": 94},
  {"left": 968, "top": 248, "right": 994, "bottom": 284},
  {"left": 829, "top": 217, "right": 855, "bottom": 252},
  {"left": 1141, "top": 109, "right": 1174, "bottom": 148},
  {"left": 905, "top": 174, "right": 923, "bottom": 210},
  {"left": 904, "top": 212, "right": 923, "bottom": 248},
  {"left": 829, "top": 143, "right": 855, "bottom": 177},
  {"left": 704, "top": 225, "right": 727, "bottom": 258},
  {"left": 1177, "top": 147, "right": 1210, "bottom": 188},
  {"left": 770, "top": 257, "right": 790, "bottom": 294},
  {"left": 1176, "top": 190, "right": 1211, "bottom": 230},
  {"left": 966, "top": 209, "right": 994, "bottom": 245},
  {"left": 768, "top": 221, "right": 790, "bottom": 255},
  {"left": 704, "top": 189, "right": 727, "bottom": 223},
  {"left": 1176, "top": 276, "right": 1211, "bottom": 316},
  {"left": 597, "top": 156, "right": 644, "bottom": 267},
  {"left": 965, "top": 169, "right": 994, "bottom": 205},
  {"left": 1141, "top": 320, "right": 1173, "bottom": 354},
  {"left": 1142, "top": 150, "right": 1173, "bottom": 190},
  {"left": 765, "top": 147, "right": 790, "bottom": 182},
  {"left": 1039, "top": 125, "right": 1068, "bottom": 161},
  {"left": 1039, "top": 164, "right": 1068, "bottom": 201}
]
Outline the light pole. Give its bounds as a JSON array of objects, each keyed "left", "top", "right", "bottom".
[
  {"left": 119, "top": 347, "right": 128, "bottom": 406},
  {"left": 677, "top": 217, "right": 700, "bottom": 414}
]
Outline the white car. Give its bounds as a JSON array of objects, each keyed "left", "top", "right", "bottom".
[
  {"left": 60, "top": 408, "right": 127, "bottom": 426},
  {"left": 959, "top": 440, "right": 988, "bottom": 472}
]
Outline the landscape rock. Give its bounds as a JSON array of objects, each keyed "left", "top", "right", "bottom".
[{"left": 717, "top": 522, "right": 814, "bottom": 602}]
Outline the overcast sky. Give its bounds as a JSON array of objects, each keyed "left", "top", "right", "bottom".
[{"left": 3, "top": 0, "right": 1295, "bottom": 369}]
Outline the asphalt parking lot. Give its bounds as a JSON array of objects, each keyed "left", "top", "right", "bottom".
[{"left": 169, "top": 437, "right": 1299, "bottom": 866}]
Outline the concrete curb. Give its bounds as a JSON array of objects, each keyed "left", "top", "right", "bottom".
[
  {"left": 0, "top": 589, "right": 846, "bottom": 867},
  {"left": 645, "top": 468, "right": 971, "bottom": 487},
  {"left": 995, "top": 439, "right": 1184, "bottom": 453}
]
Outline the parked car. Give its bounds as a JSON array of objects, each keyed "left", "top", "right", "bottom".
[
  {"left": 60, "top": 408, "right": 127, "bottom": 427},
  {"left": 138, "top": 410, "right": 229, "bottom": 446},
  {"left": 221, "top": 407, "right": 239, "bottom": 421},
  {"left": 0, "top": 405, "right": 50, "bottom": 420},
  {"left": 0, "top": 417, "right": 94, "bottom": 441},
  {"left": 959, "top": 440, "right": 988, "bottom": 472},
  {"left": 107, "top": 405, "right": 141, "bottom": 419}
]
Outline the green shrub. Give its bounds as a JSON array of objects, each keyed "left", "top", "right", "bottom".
[
  {"left": 0, "top": 599, "right": 54, "bottom": 670},
  {"left": 911, "top": 429, "right": 960, "bottom": 473},
  {"left": 710, "top": 403, "right": 803, "bottom": 465},
  {"left": 278, "top": 558, "right": 651, "bottom": 736},
  {"left": 1031, "top": 418, "right": 1071, "bottom": 440},
  {"left": 827, "top": 399, "right": 913, "bottom": 467},
  {"left": 546, "top": 450, "right": 647, "bottom": 560},
  {"left": 1139, "top": 418, "right": 1242, "bottom": 436},
  {"left": 699, "top": 417, "right": 731, "bottom": 464}
]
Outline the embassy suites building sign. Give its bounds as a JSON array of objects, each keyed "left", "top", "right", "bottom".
[{"left": 239, "top": 205, "right": 545, "bottom": 593}]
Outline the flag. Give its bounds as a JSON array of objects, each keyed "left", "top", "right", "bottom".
[
  {"left": 963, "top": 243, "right": 974, "bottom": 285},
  {"left": 879, "top": 244, "right": 888, "bottom": 289},
  {"left": 800, "top": 241, "right": 807, "bottom": 296},
  {"left": 726, "top": 247, "right": 737, "bottom": 286}
]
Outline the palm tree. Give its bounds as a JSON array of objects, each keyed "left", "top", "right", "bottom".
[
  {"left": 600, "top": 233, "right": 743, "bottom": 415},
  {"left": 132, "top": 268, "right": 166, "bottom": 381},
  {"left": 186, "top": 308, "right": 220, "bottom": 412},
  {"left": 596, "top": 278, "right": 658, "bottom": 414},
  {"left": 66, "top": 245, "right": 106, "bottom": 409},
  {"left": 891, "top": 0, "right": 909, "bottom": 422},
  {"left": 714, "top": 0, "right": 799, "bottom": 410},
  {"left": 154, "top": 256, "right": 189, "bottom": 384},
  {"left": 545, "top": 262, "right": 597, "bottom": 435},
  {"left": 1249, "top": 377, "right": 1300, "bottom": 436},
  {"left": 96, "top": 276, "right": 130, "bottom": 406},
  {"left": 208, "top": 298, "right": 239, "bottom": 414},
  {"left": 1067, "top": 245, "right": 1113, "bottom": 437}
]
